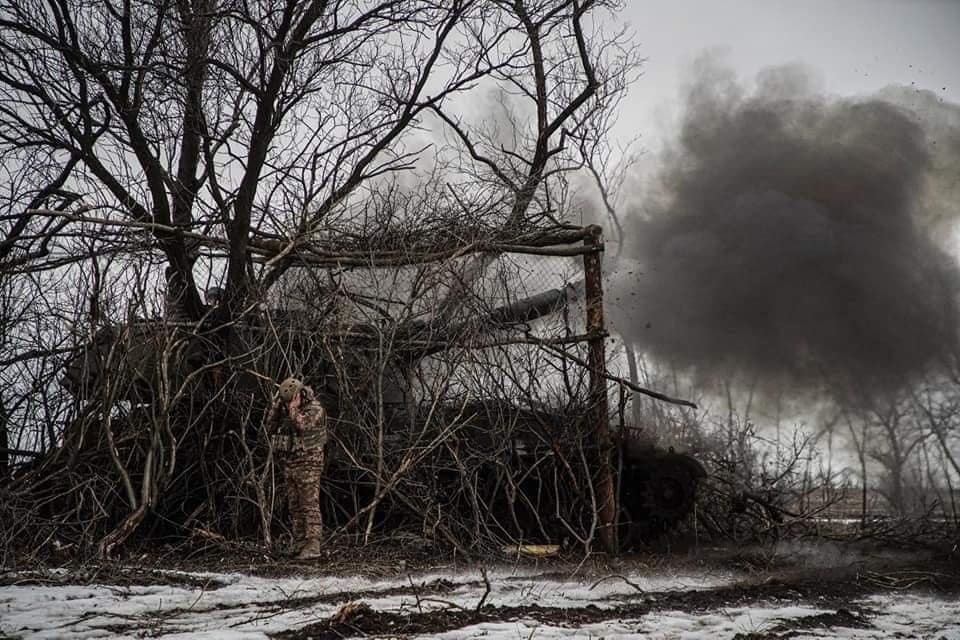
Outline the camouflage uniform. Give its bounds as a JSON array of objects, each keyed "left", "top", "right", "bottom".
[{"left": 273, "top": 377, "right": 328, "bottom": 559}]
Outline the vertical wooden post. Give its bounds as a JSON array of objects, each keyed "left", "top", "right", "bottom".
[
  {"left": 583, "top": 225, "right": 618, "bottom": 554},
  {"left": 0, "top": 397, "right": 8, "bottom": 483}
]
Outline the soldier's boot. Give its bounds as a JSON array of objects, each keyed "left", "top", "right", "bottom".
[
  {"left": 297, "top": 537, "right": 323, "bottom": 560},
  {"left": 297, "top": 507, "right": 323, "bottom": 559}
]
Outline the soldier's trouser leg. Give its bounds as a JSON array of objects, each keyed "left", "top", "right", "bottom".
[
  {"left": 302, "top": 450, "right": 324, "bottom": 541},
  {"left": 288, "top": 449, "right": 324, "bottom": 543},
  {"left": 285, "top": 466, "right": 305, "bottom": 545}
]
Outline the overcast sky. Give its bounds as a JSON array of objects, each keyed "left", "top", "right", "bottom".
[{"left": 613, "top": 0, "right": 960, "bottom": 150}]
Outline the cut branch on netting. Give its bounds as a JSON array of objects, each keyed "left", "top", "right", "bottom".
[
  {"left": 27, "top": 208, "right": 598, "bottom": 265},
  {"left": 542, "top": 342, "right": 698, "bottom": 409}
]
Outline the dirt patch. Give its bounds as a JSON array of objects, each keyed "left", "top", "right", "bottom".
[
  {"left": 734, "top": 607, "right": 875, "bottom": 639},
  {"left": 0, "top": 566, "right": 231, "bottom": 590},
  {"left": 271, "top": 601, "right": 616, "bottom": 640},
  {"left": 142, "top": 537, "right": 455, "bottom": 579}
]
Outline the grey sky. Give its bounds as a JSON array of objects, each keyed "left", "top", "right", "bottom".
[{"left": 615, "top": 0, "right": 960, "bottom": 149}]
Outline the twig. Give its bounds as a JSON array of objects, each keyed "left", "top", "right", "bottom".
[
  {"left": 588, "top": 574, "right": 645, "bottom": 592},
  {"left": 475, "top": 566, "right": 491, "bottom": 615},
  {"left": 542, "top": 342, "right": 697, "bottom": 408},
  {"left": 408, "top": 574, "right": 424, "bottom": 614}
]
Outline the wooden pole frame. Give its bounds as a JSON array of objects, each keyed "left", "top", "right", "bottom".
[{"left": 582, "top": 225, "right": 618, "bottom": 554}]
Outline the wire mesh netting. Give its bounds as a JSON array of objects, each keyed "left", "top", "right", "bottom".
[{"left": 254, "top": 241, "right": 608, "bottom": 552}]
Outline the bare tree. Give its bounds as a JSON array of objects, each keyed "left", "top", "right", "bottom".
[
  {"left": 0, "top": 0, "right": 640, "bottom": 555},
  {"left": 1, "top": 0, "right": 630, "bottom": 314}
]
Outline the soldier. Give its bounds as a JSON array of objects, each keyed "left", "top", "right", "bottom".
[{"left": 270, "top": 376, "right": 328, "bottom": 559}]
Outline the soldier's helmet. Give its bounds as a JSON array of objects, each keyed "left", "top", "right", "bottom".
[{"left": 278, "top": 377, "right": 304, "bottom": 402}]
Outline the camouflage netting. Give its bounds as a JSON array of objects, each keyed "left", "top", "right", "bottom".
[{"left": 2, "top": 227, "right": 631, "bottom": 560}]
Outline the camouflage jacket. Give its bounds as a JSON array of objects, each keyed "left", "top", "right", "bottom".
[
  {"left": 269, "top": 388, "right": 328, "bottom": 453},
  {"left": 288, "top": 397, "right": 327, "bottom": 451}
]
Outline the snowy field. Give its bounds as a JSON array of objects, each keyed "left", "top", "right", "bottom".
[{"left": 1, "top": 562, "right": 958, "bottom": 639}]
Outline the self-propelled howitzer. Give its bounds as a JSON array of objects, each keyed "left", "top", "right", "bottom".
[{"left": 60, "top": 285, "right": 705, "bottom": 544}]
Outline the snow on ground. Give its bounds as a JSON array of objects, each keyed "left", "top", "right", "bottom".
[
  {"left": 851, "top": 594, "right": 960, "bottom": 640},
  {"left": 1, "top": 566, "right": 958, "bottom": 639},
  {"left": 430, "top": 597, "right": 960, "bottom": 639},
  {"left": 0, "top": 566, "right": 731, "bottom": 639},
  {"left": 0, "top": 571, "right": 338, "bottom": 639}
]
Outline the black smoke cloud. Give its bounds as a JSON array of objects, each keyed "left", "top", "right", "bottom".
[{"left": 611, "top": 63, "right": 960, "bottom": 392}]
